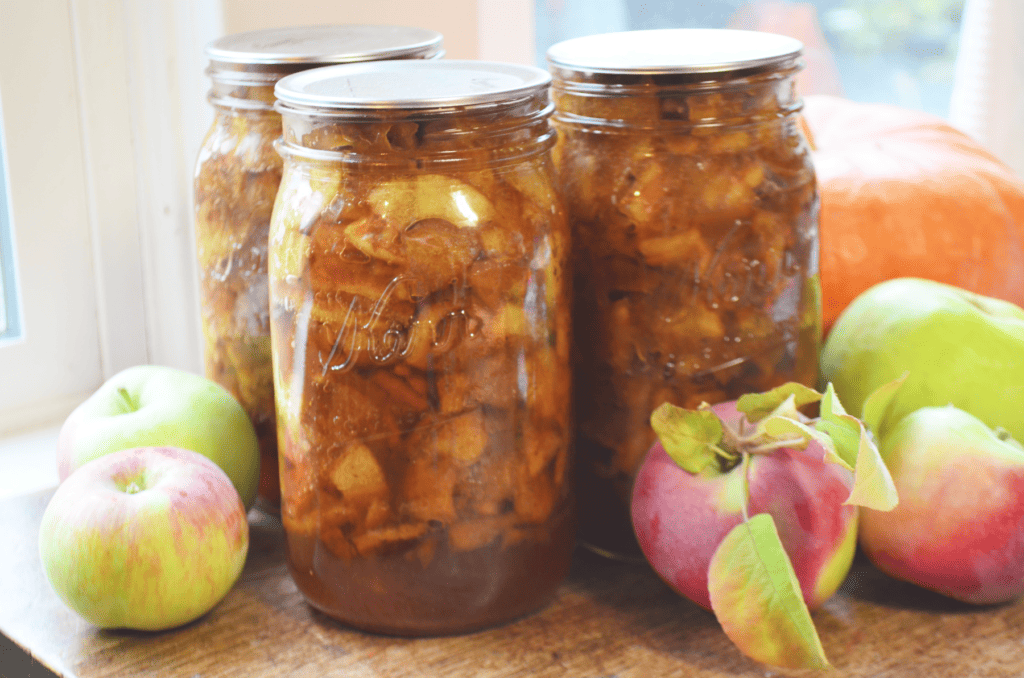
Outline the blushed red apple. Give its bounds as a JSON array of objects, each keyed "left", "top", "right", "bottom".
[
  {"left": 631, "top": 401, "right": 859, "bottom": 611},
  {"left": 860, "top": 405, "right": 1024, "bottom": 604}
]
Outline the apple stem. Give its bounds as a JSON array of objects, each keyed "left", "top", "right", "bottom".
[
  {"left": 710, "top": 444, "right": 738, "bottom": 461},
  {"left": 745, "top": 437, "right": 808, "bottom": 455},
  {"left": 719, "top": 416, "right": 807, "bottom": 465},
  {"left": 117, "top": 386, "right": 137, "bottom": 412},
  {"left": 995, "top": 426, "right": 1024, "bottom": 446},
  {"left": 721, "top": 418, "right": 748, "bottom": 455}
]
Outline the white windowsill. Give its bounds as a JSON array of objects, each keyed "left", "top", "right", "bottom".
[{"left": 0, "top": 425, "right": 60, "bottom": 500}]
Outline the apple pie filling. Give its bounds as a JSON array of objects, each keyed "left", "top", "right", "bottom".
[
  {"left": 547, "top": 30, "right": 823, "bottom": 556},
  {"left": 269, "top": 61, "right": 574, "bottom": 634},
  {"left": 195, "top": 105, "right": 281, "bottom": 508},
  {"left": 194, "top": 27, "right": 443, "bottom": 512}
]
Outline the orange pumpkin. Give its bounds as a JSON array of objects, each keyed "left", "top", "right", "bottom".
[{"left": 801, "top": 94, "right": 1024, "bottom": 334}]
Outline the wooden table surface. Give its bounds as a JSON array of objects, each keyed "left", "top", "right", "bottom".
[{"left": 4, "top": 488, "right": 1024, "bottom": 678}]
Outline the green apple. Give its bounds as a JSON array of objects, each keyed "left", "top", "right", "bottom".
[
  {"left": 821, "top": 277, "right": 1024, "bottom": 441},
  {"left": 39, "top": 446, "right": 249, "bottom": 630},
  {"left": 860, "top": 405, "right": 1024, "bottom": 604},
  {"left": 58, "top": 365, "right": 260, "bottom": 508}
]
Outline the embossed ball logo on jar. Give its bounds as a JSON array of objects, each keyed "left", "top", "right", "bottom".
[
  {"left": 314, "top": 276, "right": 472, "bottom": 374},
  {"left": 268, "top": 60, "right": 575, "bottom": 635}
]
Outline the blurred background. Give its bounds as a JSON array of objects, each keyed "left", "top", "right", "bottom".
[{"left": 538, "top": 0, "right": 965, "bottom": 117}]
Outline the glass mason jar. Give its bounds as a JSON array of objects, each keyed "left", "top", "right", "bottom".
[
  {"left": 270, "top": 60, "right": 574, "bottom": 635},
  {"left": 547, "top": 29, "right": 822, "bottom": 558},
  {"left": 193, "top": 26, "right": 443, "bottom": 512}
]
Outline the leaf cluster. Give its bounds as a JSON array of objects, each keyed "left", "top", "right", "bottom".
[{"left": 649, "top": 378, "right": 906, "bottom": 669}]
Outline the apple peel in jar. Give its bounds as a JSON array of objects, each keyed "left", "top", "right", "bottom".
[{"left": 631, "top": 380, "right": 901, "bottom": 670}]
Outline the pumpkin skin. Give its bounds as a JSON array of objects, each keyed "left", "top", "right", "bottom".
[{"left": 801, "top": 95, "right": 1024, "bottom": 334}]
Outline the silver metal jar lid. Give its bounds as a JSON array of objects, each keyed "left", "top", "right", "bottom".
[
  {"left": 205, "top": 25, "right": 444, "bottom": 65},
  {"left": 275, "top": 60, "right": 552, "bottom": 110},
  {"left": 546, "top": 28, "right": 803, "bottom": 75}
]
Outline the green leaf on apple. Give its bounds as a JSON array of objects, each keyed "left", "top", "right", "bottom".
[
  {"left": 843, "top": 425, "right": 899, "bottom": 511},
  {"left": 736, "top": 383, "right": 822, "bottom": 422},
  {"left": 860, "top": 372, "right": 910, "bottom": 440},
  {"left": 819, "top": 382, "right": 849, "bottom": 419},
  {"left": 816, "top": 384, "right": 899, "bottom": 510},
  {"left": 815, "top": 384, "right": 862, "bottom": 468},
  {"left": 649, "top": 383, "right": 899, "bottom": 507},
  {"left": 650, "top": 402, "right": 729, "bottom": 473},
  {"left": 707, "top": 513, "right": 830, "bottom": 670}
]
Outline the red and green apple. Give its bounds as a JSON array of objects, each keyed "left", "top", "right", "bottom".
[
  {"left": 631, "top": 384, "right": 898, "bottom": 669},
  {"left": 860, "top": 405, "right": 1024, "bottom": 605},
  {"left": 632, "top": 400, "right": 859, "bottom": 612},
  {"left": 39, "top": 446, "right": 249, "bottom": 631}
]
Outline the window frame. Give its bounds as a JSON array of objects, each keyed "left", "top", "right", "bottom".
[
  {"left": 0, "top": 117, "right": 22, "bottom": 345},
  {"left": 0, "top": 0, "right": 221, "bottom": 437},
  {"left": 0, "top": 0, "right": 105, "bottom": 435}
]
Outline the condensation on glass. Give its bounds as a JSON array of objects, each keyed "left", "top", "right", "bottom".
[
  {"left": 547, "top": 29, "right": 822, "bottom": 558},
  {"left": 270, "top": 60, "right": 574, "bottom": 635},
  {"left": 193, "top": 26, "right": 443, "bottom": 512}
]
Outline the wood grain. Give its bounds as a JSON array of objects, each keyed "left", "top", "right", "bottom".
[{"left": 4, "top": 488, "right": 1023, "bottom": 678}]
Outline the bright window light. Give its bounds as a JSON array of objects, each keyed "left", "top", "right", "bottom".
[
  {"left": 535, "top": 0, "right": 964, "bottom": 118},
  {"left": 0, "top": 118, "right": 22, "bottom": 345}
]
